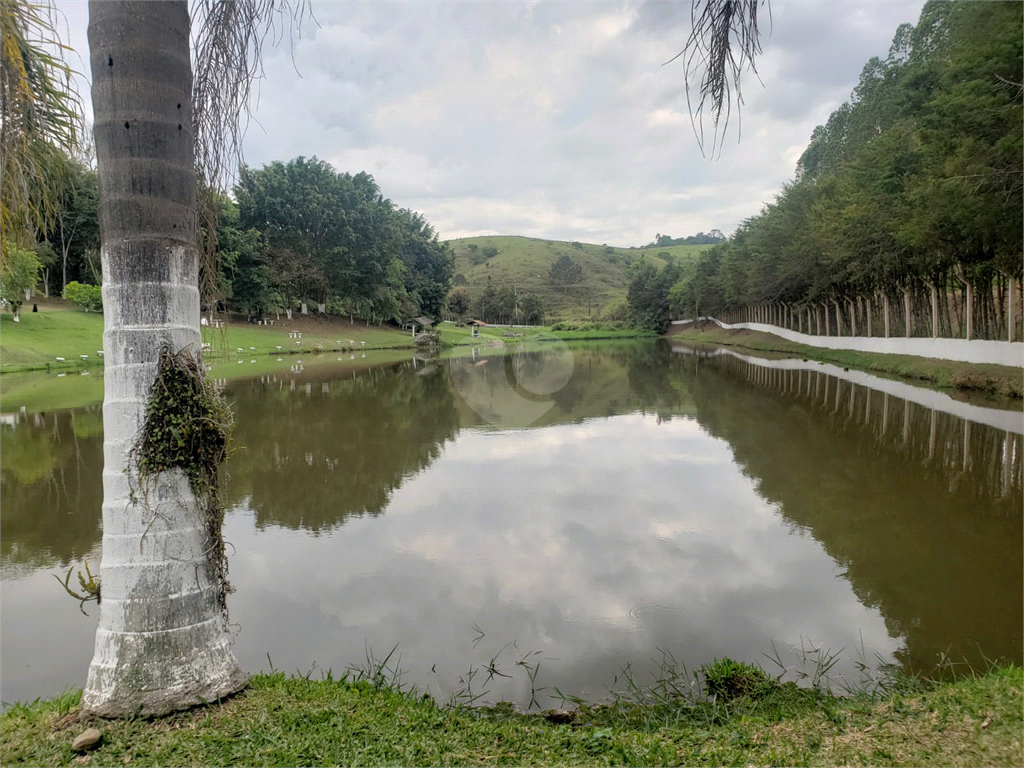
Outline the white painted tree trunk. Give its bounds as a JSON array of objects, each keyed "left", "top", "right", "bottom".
[
  {"left": 83, "top": 0, "right": 245, "bottom": 718},
  {"left": 300, "top": 301, "right": 308, "bottom": 314}
]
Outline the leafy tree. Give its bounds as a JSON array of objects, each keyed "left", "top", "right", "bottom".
[
  {"left": 30, "top": 240, "right": 57, "bottom": 296},
  {"left": 215, "top": 197, "right": 269, "bottom": 317},
  {"left": 549, "top": 254, "right": 583, "bottom": 293},
  {"left": 392, "top": 208, "right": 454, "bottom": 321},
  {"left": 0, "top": 246, "right": 40, "bottom": 321},
  {"left": 49, "top": 161, "right": 100, "bottom": 292},
  {"left": 519, "top": 294, "right": 544, "bottom": 324},
  {"left": 479, "top": 282, "right": 497, "bottom": 321},
  {"left": 627, "top": 262, "right": 680, "bottom": 333},
  {"left": 62, "top": 280, "right": 102, "bottom": 311},
  {"left": 236, "top": 158, "right": 449, "bottom": 322},
  {"left": 236, "top": 157, "right": 353, "bottom": 313},
  {"left": 493, "top": 284, "right": 517, "bottom": 323},
  {"left": 447, "top": 286, "right": 471, "bottom": 322}
]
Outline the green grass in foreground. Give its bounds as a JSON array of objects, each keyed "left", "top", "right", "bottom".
[
  {"left": 672, "top": 326, "right": 1024, "bottom": 399},
  {"left": 1, "top": 665, "right": 1020, "bottom": 767}
]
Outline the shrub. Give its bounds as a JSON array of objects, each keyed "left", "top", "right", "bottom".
[
  {"left": 700, "top": 658, "right": 776, "bottom": 701},
  {"left": 599, "top": 299, "right": 629, "bottom": 321},
  {"left": 63, "top": 281, "right": 103, "bottom": 311}
]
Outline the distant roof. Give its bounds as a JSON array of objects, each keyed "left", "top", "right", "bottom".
[
  {"left": 405, "top": 316, "right": 434, "bottom": 327},
  {"left": 468, "top": 319, "right": 487, "bottom": 326}
]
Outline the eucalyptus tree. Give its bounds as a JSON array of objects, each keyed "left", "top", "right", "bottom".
[{"left": 82, "top": 0, "right": 303, "bottom": 718}]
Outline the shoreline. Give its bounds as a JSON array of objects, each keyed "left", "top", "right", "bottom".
[{"left": 2, "top": 665, "right": 1020, "bottom": 766}]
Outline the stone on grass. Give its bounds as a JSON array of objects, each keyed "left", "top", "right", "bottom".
[{"left": 72, "top": 728, "right": 102, "bottom": 752}]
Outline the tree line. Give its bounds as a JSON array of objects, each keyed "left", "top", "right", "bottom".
[
  {"left": 646, "top": 2, "right": 1023, "bottom": 340},
  {"left": 14, "top": 154, "right": 455, "bottom": 326},
  {"left": 641, "top": 231, "right": 725, "bottom": 248}
]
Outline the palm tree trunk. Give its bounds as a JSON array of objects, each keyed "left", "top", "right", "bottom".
[{"left": 83, "top": 0, "right": 245, "bottom": 718}]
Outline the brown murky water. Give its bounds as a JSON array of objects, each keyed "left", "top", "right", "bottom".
[{"left": 2, "top": 341, "right": 1021, "bottom": 707}]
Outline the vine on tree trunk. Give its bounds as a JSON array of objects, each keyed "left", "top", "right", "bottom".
[{"left": 132, "top": 346, "right": 234, "bottom": 621}]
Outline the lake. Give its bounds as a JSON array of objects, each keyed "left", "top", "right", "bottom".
[{"left": 2, "top": 340, "right": 1021, "bottom": 709}]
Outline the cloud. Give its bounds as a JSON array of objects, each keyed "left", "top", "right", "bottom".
[{"left": 57, "top": 0, "right": 927, "bottom": 243}]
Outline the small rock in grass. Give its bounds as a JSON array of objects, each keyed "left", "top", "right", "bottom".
[{"left": 72, "top": 728, "right": 102, "bottom": 752}]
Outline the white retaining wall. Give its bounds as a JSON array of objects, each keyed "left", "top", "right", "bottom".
[{"left": 673, "top": 318, "right": 1024, "bottom": 368}]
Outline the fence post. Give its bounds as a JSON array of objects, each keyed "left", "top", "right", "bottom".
[
  {"left": 883, "top": 293, "right": 890, "bottom": 338},
  {"left": 965, "top": 281, "right": 973, "bottom": 340},
  {"left": 1008, "top": 279, "right": 1014, "bottom": 342},
  {"left": 930, "top": 283, "right": 939, "bottom": 339},
  {"left": 904, "top": 288, "right": 912, "bottom": 337}
]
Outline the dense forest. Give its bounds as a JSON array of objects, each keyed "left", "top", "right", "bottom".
[
  {"left": 639, "top": 1, "right": 1022, "bottom": 340},
  {"left": 25, "top": 155, "right": 455, "bottom": 325}
]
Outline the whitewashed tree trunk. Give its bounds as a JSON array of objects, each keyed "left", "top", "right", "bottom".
[
  {"left": 300, "top": 301, "right": 308, "bottom": 314},
  {"left": 83, "top": 0, "right": 245, "bottom": 718}
]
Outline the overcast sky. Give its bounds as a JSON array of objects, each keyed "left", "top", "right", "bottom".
[{"left": 56, "top": 0, "right": 927, "bottom": 246}]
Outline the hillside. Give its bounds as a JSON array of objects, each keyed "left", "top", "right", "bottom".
[{"left": 448, "top": 236, "right": 712, "bottom": 321}]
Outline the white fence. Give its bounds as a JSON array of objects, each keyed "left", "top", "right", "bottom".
[{"left": 673, "top": 317, "right": 1024, "bottom": 368}]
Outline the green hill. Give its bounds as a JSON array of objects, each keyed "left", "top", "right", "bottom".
[{"left": 448, "top": 236, "right": 712, "bottom": 321}]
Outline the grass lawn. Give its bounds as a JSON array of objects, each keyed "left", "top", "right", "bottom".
[
  {"left": 672, "top": 326, "right": 1024, "bottom": 399},
  {"left": 1, "top": 665, "right": 1020, "bottom": 767},
  {"left": 437, "top": 321, "right": 656, "bottom": 347},
  {"left": 0, "top": 302, "right": 416, "bottom": 375},
  {"left": 0, "top": 307, "right": 106, "bottom": 373}
]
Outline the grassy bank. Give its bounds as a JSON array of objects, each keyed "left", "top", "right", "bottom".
[
  {"left": 671, "top": 326, "right": 1024, "bottom": 399},
  {"left": 2, "top": 665, "right": 1020, "bottom": 767},
  {"left": 438, "top": 322, "right": 656, "bottom": 346},
  {"left": 0, "top": 302, "right": 656, "bottom": 376}
]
